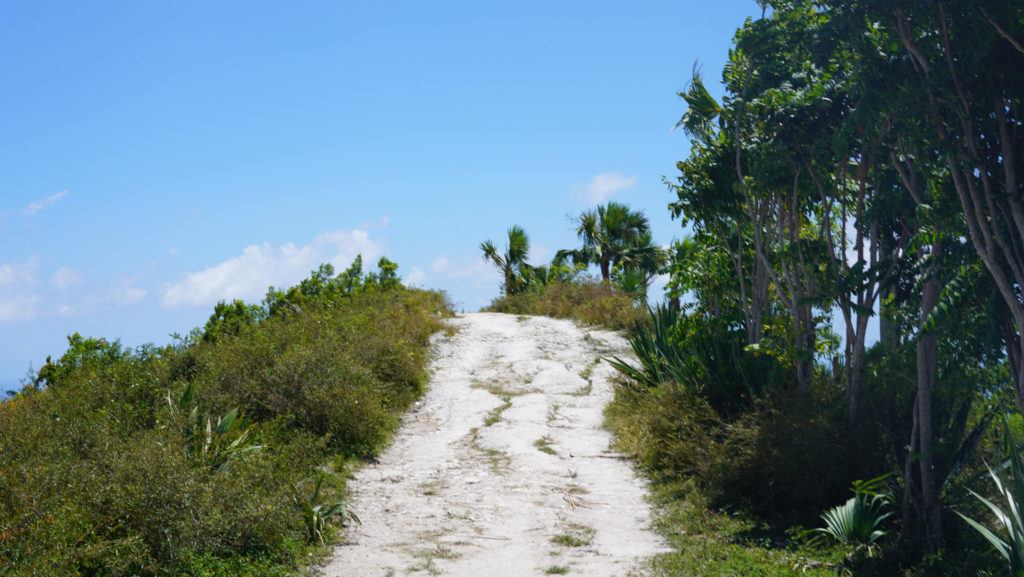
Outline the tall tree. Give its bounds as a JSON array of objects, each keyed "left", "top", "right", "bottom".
[
  {"left": 556, "top": 202, "right": 658, "bottom": 282},
  {"left": 878, "top": 0, "right": 1024, "bottom": 405},
  {"left": 480, "top": 225, "right": 532, "bottom": 296}
]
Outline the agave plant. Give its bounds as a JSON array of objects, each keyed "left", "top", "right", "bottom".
[
  {"left": 816, "top": 475, "right": 892, "bottom": 547},
  {"left": 958, "top": 417, "right": 1024, "bottom": 574},
  {"left": 293, "top": 474, "right": 360, "bottom": 545},
  {"left": 166, "top": 382, "right": 262, "bottom": 473},
  {"left": 606, "top": 304, "right": 688, "bottom": 389}
]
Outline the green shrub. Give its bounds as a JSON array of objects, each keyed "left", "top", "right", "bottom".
[
  {"left": 0, "top": 259, "right": 451, "bottom": 577},
  {"left": 605, "top": 381, "right": 723, "bottom": 484},
  {"left": 609, "top": 306, "right": 788, "bottom": 418},
  {"left": 817, "top": 493, "right": 891, "bottom": 547},
  {"left": 959, "top": 417, "right": 1024, "bottom": 574},
  {"left": 485, "top": 279, "right": 645, "bottom": 332},
  {"left": 190, "top": 288, "right": 446, "bottom": 457}
]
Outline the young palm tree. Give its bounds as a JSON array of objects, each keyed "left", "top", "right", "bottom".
[
  {"left": 480, "top": 225, "right": 532, "bottom": 295},
  {"left": 556, "top": 202, "right": 660, "bottom": 281}
]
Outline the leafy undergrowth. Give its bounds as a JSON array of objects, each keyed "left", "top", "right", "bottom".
[
  {"left": 0, "top": 258, "right": 452, "bottom": 577},
  {"left": 605, "top": 374, "right": 853, "bottom": 577},
  {"left": 484, "top": 279, "right": 646, "bottom": 332},
  {"left": 635, "top": 481, "right": 848, "bottom": 577}
]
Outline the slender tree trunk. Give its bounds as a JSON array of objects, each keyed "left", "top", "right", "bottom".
[
  {"left": 879, "top": 234, "right": 901, "bottom": 349},
  {"left": 880, "top": 292, "right": 899, "bottom": 348},
  {"left": 894, "top": 12, "right": 1024, "bottom": 407},
  {"left": 749, "top": 302, "right": 763, "bottom": 345},
  {"left": 1000, "top": 315, "right": 1022, "bottom": 403},
  {"left": 902, "top": 393, "right": 920, "bottom": 527},
  {"left": 848, "top": 331, "right": 867, "bottom": 426},
  {"left": 917, "top": 244, "right": 942, "bottom": 554},
  {"left": 794, "top": 301, "right": 815, "bottom": 393},
  {"left": 600, "top": 259, "right": 611, "bottom": 281}
]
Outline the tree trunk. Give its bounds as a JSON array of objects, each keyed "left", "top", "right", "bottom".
[
  {"left": 880, "top": 291, "right": 899, "bottom": 349},
  {"left": 879, "top": 233, "right": 900, "bottom": 349},
  {"left": 794, "top": 301, "right": 815, "bottom": 393},
  {"left": 600, "top": 259, "right": 611, "bottom": 281},
  {"left": 902, "top": 393, "right": 920, "bottom": 527},
  {"left": 848, "top": 333, "right": 867, "bottom": 426},
  {"left": 917, "top": 245, "right": 941, "bottom": 554}
]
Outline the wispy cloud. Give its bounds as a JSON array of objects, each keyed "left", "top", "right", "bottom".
[
  {"left": 24, "top": 190, "right": 68, "bottom": 216},
  {"left": 51, "top": 267, "right": 82, "bottom": 289},
  {"left": 410, "top": 255, "right": 498, "bottom": 300},
  {"left": 404, "top": 267, "right": 428, "bottom": 286},
  {"left": 0, "top": 257, "right": 41, "bottom": 322},
  {"left": 161, "top": 229, "right": 384, "bottom": 308},
  {"left": 50, "top": 273, "right": 148, "bottom": 317},
  {"left": 572, "top": 172, "right": 636, "bottom": 205},
  {"left": 119, "top": 287, "right": 148, "bottom": 304}
]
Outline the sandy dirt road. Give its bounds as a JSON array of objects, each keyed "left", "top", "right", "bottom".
[{"left": 323, "top": 312, "right": 663, "bottom": 576}]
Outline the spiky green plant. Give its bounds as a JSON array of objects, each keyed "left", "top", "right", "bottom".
[
  {"left": 608, "top": 304, "right": 784, "bottom": 418},
  {"left": 958, "top": 417, "right": 1024, "bottom": 574},
  {"left": 292, "top": 474, "right": 360, "bottom": 545},
  {"left": 607, "top": 304, "right": 687, "bottom": 389},
  {"left": 166, "top": 382, "right": 262, "bottom": 472},
  {"left": 816, "top": 492, "right": 891, "bottom": 546}
]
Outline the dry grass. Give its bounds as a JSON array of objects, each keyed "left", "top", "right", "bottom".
[{"left": 484, "top": 280, "right": 646, "bottom": 332}]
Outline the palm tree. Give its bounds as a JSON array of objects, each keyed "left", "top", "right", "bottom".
[
  {"left": 480, "top": 225, "right": 532, "bottom": 295},
  {"left": 613, "top": 232, "right": 667, "bottom": 302},
  {"left": 556, "top": 202, "right": 660, "bottom": 281}
]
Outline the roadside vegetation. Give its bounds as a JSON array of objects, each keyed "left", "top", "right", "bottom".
[
  {"left": 486, "top": 2, "right": 1024, "bottom": 575},
  {"left": 0, "top": 256, "right": 451, "bottom": 577},
  {"left": 480, "top": 203, "right": 657, "bottom": 331}
]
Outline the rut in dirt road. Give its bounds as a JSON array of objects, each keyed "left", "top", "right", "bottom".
[{"left": 323, "top": 312, "right": 664, "bottom": 577}]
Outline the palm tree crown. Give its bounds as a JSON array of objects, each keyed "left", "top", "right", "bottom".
[
  {"left": 480, "top": 225, "right": 532, "bottom": 295},
  {"left": 556, "top": 202, "right": 660, "bottom": 281}
]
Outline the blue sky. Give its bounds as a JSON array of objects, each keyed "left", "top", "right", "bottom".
[{"left": 0, "top": 1, "right": 759, "bottom": 388}]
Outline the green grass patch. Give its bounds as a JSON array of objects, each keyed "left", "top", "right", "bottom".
[
  {"left": 551, "top": 524, "right": 595, "bottom": 548},
  {"left": 483, "top": 396, "right": 513, "bottom": 426},
  {"left": 534, "top": 435, "right": 557, "bottom": 455},
  {"left": 636, "top": 483, "right": 846, "bottom": 577}
]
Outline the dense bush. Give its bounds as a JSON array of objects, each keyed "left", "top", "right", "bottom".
[
  {"left": 484, "top": 279, "right": 646, "bottom": 332},
  {"left": 606, "top": 305, "right": 1001, "bottom": 575},
  {"left": 0, "top": 257, "right": 450, "bottom": 576}
]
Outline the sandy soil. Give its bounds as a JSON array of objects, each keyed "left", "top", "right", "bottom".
[{"left": 322, "top": 312, "right": 664, "bottom": 577}]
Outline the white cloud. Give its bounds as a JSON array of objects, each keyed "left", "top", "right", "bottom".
[
  {"left": 52, "top": 273, "right": 148, "bottom": 316},
  {"left": 408, "top": 255, "right": 498, "bottom": 287},
  {"left": 431, "top": 257, "right": 450, "bottom": 273},
  {"left": 648, "top": 273, "right": 670, "bottom": 305},
  {"left": 51, "top": 267, "right": 82, "bottom": 289},
  {"left": 417, "top": 255, "right": 497, "bottom": 285},
  {"left": 24, "top": 190, "right": 68, "bottom": 216},
  {"left": 0, "top": 257, "right": 40, "bottom": 322},
  {"left": 404, "top": 267, "right": 428, "bottom": 286},
  {"left": 529, "top": 243, "right": 551, "bottom": 264},
  {"left": 572, "top": 172, "right": 637, "bottom": 204},
  {"left": 120, "top": 287, "right": 147, "bottom": 304},
  {"left": 161, "top": 229, "right": 383, "bottom": 308}
]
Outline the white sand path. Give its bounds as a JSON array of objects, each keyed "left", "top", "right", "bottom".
[{"left": 322, "top": 312, "right": 664, "bottom": 577}]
